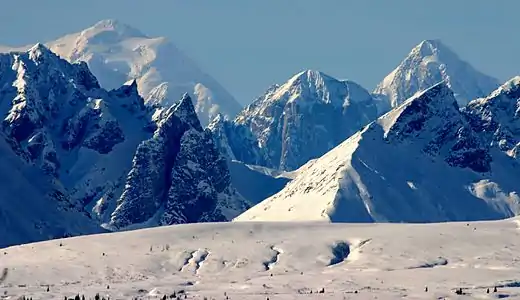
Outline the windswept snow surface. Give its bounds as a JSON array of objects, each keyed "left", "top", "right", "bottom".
[{"left": 2, "top": 219, "right": 520, "bottom": 299}]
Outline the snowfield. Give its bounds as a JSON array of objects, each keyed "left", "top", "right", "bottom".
[{"left": 2, "top": 218, "right": 520, "bottom": 299}]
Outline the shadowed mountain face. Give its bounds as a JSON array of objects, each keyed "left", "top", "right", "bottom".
[{"left": 0, "top": 44, "right": 250, "bottom": 246}]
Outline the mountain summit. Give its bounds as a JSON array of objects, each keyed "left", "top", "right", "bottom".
[
  {"left": 210, "top": 70, "right": 379, "bottom": 171},
  {"left": 374, "top": 39, "right": 500, "bottom": 108},
  {"left": 0, "top": 19, "right": 242, "bottom": 126}
]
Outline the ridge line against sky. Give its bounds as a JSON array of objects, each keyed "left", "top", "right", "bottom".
[{"left": 0, "top": 0, "right": 517, "bottom": 104}]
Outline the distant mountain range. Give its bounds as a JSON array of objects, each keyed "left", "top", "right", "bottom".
[
  {"left": 0, "top": 19, "right": 242, "bottom": 126},
  {"left": 0, "top": 20, "right": 517, "bottom": 247},
  {"left": 235, "top": 81, "right": 520, "bottom": 222}
]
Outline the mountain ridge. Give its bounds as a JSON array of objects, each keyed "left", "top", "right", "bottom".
[
  {"left": 0, "top": 44, "right": 250, "bottom": 246},
  {"left": 235, "top": 82, "right": 520, "bottom": 223},
  {"left": 0, "top": 19, "right": 242, "bottom": 126}
]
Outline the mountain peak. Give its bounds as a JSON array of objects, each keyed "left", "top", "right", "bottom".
[
  {"left": 378, "top": 82, "right": 459, "bottom": 140},
  {"left": 415, "top": 39, "right": 447, "bottom": 53},
  {"left": 288, "top": 70, "right": 334, "bottom": 86},
  {"left": 374, "top": 39, "right": 500, "bottom": 108},
  {"left": 409, "top": 39, "right": 460, "bottom": 63},
  {"left": 27, "top": 43, "right": 55, "bottom": 60},
  {"left": 81, "top": 19, "right": 146, "bottom": 40},
  {"left": 173, "top": 93, "right": 202, "bottom": 131}
]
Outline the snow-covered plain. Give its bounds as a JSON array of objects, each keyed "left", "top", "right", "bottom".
[{"left": 2, "top": 218, "right": 520, "bottom": 299}]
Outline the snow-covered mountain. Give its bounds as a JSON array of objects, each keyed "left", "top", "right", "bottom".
[
  {"left": 109, "top": 94, "right": 249, "bottom": 230},
  {"left": 0, "top": 44, "right": 249, "bottom": 242},
  {"left": 463, "top": 76, "right": 520, "bottom": 160},
  {"left": 373, "top": 39, "right": 500, "bottom": 109},
  {"left": 0, "top": 19, "right": 242, "bottom": 126},
  {"left": 209, "top": 70, "right": 379, "bottom": 171},
  {"left": 235, "top": 82, "right": 520, "bottom": 223}
]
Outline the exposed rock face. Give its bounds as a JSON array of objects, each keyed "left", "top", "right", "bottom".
[
  {"left": 0, "top": 44, "right": 249, "bottom": 240},
  {"left": 111, "top": 94, "right": 249, "bottom": 229},
  {"left": 381, "top": 83, "right": 491, "bottom": 173},
  {"left": 463, "top": 77, "right": 520, "bottom": 160},
  {"left": 210, "top": 70, "right": 379, "bottom": 171}
]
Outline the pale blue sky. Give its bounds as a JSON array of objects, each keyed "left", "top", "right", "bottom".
[{"left": 0, "top": 0, "right": 517, "bottom": 104}]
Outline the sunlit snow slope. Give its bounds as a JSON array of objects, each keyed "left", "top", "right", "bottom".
[
  {"left": 2, "top": 219, "right": 520, "bottom": 299},
  {"left": 235, "top": 82, "right": 520, "bottom": 223}
]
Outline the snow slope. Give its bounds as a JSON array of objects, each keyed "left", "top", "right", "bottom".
[
  {"left": 2, "top": 218, "right": 520, "bottom": 299},
  {"left": 0, "top": 132, "right": 102, "bottom": 248},
  {"left": 374, "top": 39, "right": 500, "bottom": 108},
  {"left": 0, "top": 19, "right": 242, "bottom": 126},
  {"left": 235, "top": 82, "right": 520, "bottom": 223}
]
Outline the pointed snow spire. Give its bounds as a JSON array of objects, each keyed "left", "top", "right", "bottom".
[
  {"left": 121, "top": 79, "right": 139, "bottom": 95},
  {"left": 73, "top": 61, "right": 101, "bottom": 90},
  {"left": 287, "top": 69, "right": 334, "bottom": 86},
  {"left": 109, "top": 78, "right": 140, "bottom": 97},
  {"left": 374, "top": 39, "right": 500, "bottom": 108},
  {"left": 413, "top": 39, "right": 451, "bottom": 57},
  {"left": 173, "top": 93, "right": 203, "bottom": 131},
  {"left": 27, "top": 43, "right": 56, "bottom": 62}
]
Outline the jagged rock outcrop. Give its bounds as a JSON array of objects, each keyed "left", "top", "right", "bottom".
[
  {"left": 0, "top": 45, "right": 249, "bottom": 243},
  {"left": 463, "top": 77, "right": 520, "bottom": 160},
  {"left": 110, "top": 94, "right": 249, "bottom": 229}
]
